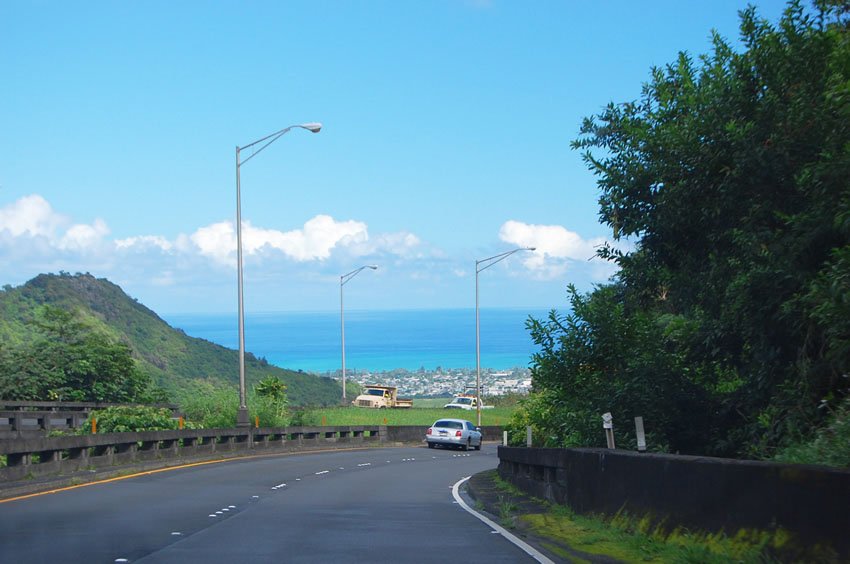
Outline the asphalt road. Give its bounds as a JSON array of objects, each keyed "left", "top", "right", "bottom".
[{"left": 0, "top": 444, "right": 537, "bottom": 563}]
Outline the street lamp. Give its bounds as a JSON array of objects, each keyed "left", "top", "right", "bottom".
[
  {"left": 475, "top": 247, "right": 536, "bottom": 426},
  {"left": 234, "top": 122, "right": 322, "bottom": 427},
  {"left": 340, "top": 265, "right": 378, "bottom": 403}
]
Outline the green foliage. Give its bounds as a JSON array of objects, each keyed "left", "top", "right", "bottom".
[
  {"left": 82, "top": 405, "right": 177, "bottom": 434},
  {"left": 254, "top": 376, "right": 288, "bottom": 417},
  {"left": 175, "top": 379, "right": 240, "bottom": 429},
  {"left": 773, "top": 396, "right": 850, "bottom": 467},
  {"left": 0, "top": 305, "right": 161, "bottom": 403},
  {"left": 0, "top": 273, "right": 344, "bottom": 407},
  {"left": 485, "top": 392, "right": 526, "bottom": 408},
  {"left": 527, "top": 1, "right": 850, "bottom": 458},
  {"left": 510, "top": 286, "right": 707, "bottom": 451},
  {"left": 251, "top": 396, "right": 288, "bottom": 428},
  {"left": 289, "top": 408, "right": 321, "bottom": 427},
  {"left": 297, "top": 406, "right": 515, "bottom": 426},
  {"left": 174, "top": 378, "right": 291, "bottom": 428}
]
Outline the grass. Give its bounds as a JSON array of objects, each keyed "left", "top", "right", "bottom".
[
  {"left": 497, "top": 495, "right": 519, "bottom": 528},
  {"left": 773, "top": 397, "right": 850, "bottom": 468},
  {"left": 488, "top": 474, "right": 812, "bottom": 563},
  {"left": 296, "top": 405, "right": 515, "bottom": 427},
  {"left": 302, "top": 406, "right": 514, "bottom": 426},
  {"left": 410, "top": 398, "right": 453, "bottom": 408}
]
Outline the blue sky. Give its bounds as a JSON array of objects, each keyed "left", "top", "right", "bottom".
[{"left": 0, "top": 0, "right": 789, "bottom": 314}]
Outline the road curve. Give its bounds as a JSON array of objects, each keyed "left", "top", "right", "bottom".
[{"left": 0, "top": 444, "right": 536, "bottom": 563}]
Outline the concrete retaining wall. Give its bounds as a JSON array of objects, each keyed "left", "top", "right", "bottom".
[{"left": 498, "top": 446, "right": 850, "bottom": 558}]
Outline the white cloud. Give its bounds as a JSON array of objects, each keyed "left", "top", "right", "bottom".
[
  {"left": 499, "top": 220, "right": 611, "bottom": 280},
  {"left": 115, "top": 235, "right": 173, "bottom": 252},
  {"left": 5, "top": 194, "right": 616, "bottom": 311},
  {"left": 260, "top": 214, "right": 368, "bottom": 261},
  {"left": 0, "top": 194, "right": 67, "bottom": 239},
  {"left": 190, "top": 221, "right": 235, "bottom": 265},
  {"left": 57, "top": 219, "right": 110, "bottom": 251},
  {"left": 349, "top": 230, "right": 422, "bottom": 259},
  {"left": 189, "top": 214, "right": 422, "bottom": 266},
  {"left": 0, "top": 194, "right": 111, "bottom": 254}
]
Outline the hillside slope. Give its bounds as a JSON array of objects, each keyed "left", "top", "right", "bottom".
[{"left": 0, "top": 273, "right": 343, "bottom": 406}]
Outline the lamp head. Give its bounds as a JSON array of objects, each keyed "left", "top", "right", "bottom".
[
  {"left": 527, "top": 247, "right": 537, "bottom": 251},
  {"left": 368, "top": 265, "right": 378, "bottom": 270},
  {"left": 301, "top": 122, "right": 323, "bottom": 133}
]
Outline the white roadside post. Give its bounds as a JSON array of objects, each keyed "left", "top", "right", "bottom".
[
  {"left": 635, "top": 416, "right": 647, "bottom": 452},
  {"left": 602, "top": 412, "right": 615, "bottom": 449}
]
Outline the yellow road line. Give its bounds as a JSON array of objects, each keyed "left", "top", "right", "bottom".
[
  {"left": 0, "top": 459, "right": 230, "bottom": 504},
  {"left": 0, "top": 445, "right": 377, "bottom": 504}
]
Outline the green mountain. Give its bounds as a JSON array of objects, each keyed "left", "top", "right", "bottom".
[{"left": 0, "top": 273, "right": 344, "bottom": 406}]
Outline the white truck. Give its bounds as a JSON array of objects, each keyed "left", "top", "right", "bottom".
[
  {"left": 443, "top": 394, "right": 493, "bottom": 410},
  {"left": 351, "top": 385, "right": 414, "bottom": 409}
]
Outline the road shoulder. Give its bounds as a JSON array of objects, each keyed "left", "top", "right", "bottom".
[{"left": 464, "top": 469, "right": 622, "bottom": 563}]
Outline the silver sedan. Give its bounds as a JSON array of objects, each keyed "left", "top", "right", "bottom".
[{"left": 425, "top": 418, "right": 483, "bottom": 450}]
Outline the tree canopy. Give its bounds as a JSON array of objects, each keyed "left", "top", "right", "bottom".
[
  {"left": 0, "top": 305, "right": 163, "bottom": 403},
  {"left": 513, "top": 1, "right": 850, "bottom": 458}
]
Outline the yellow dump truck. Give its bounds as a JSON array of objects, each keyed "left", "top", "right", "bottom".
[{"left": 351, "top": 385, "right": 413, "bottom": 408}]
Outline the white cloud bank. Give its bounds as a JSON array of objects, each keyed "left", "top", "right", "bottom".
[
  {"left": 188, "top": 215, "right": 420, "bottom": 266},
  {"left": 1, "top": 195, "right": 619, "bottom": 311},
  {"left": 0, "top": 194, "right": 423, "bottom": 272},
  {"left": 499, "top": 219, "right": 613, "bottom": 280},
  {"left": 0, "top": 194, "right": 107, "bottom": 245}
]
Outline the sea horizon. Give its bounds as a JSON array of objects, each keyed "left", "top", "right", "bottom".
[{"left": 162, "top": 306, "right": 555, "bottom": 373}]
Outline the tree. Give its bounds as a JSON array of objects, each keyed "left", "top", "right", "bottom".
[
  {"left": 524, "top": 1, "right": 850, "bottom": 457},
  {"left": 0, "top": 305, "right": 162, "bottom": 403},
  {"left": 254, "top": 375, "right": 289, "bottom": 423}
]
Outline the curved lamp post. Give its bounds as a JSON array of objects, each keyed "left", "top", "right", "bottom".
[
  {"left": 235, "top": 122, "right": 322, "bottom": 427},
  {"left": 340, "top": 265, "right": 378, "bottom": 403},
  {"left": 475, "top": 247, "right": 535, "bottom": 426}
]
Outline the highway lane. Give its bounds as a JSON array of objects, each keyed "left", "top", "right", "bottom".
[{"left": 0, "top": 444, "right": 536, "bottom": 563}]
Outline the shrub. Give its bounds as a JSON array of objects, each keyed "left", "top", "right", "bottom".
[
  {"left": 773, "top": 397, "right": 850, "bottom": 468},
  {"left": 81, "top": 405, "right": 177, "bottom": 434}
]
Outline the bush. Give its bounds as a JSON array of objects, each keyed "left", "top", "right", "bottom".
[
  {"left": 81, "top": 405, "right": 177, "bottom": 434},
  {"left": 175, "top": 378, "right": 291, "bottom": 429},
  {"left": 175, "top": 379, "right": 239, "bottom": 429},
  {"left": 773, "top": 397, "right": 850, "bottom": 468}
]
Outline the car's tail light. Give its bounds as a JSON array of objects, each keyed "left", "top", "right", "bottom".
[
  {"left": 455, "top": 430, "right": 462, "bottom": 437},
  {"left": 426, "top": 428, "right": 432, "bottom": 435}
]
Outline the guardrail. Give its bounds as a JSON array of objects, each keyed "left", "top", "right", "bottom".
[
  {"left": 0, "top": 402, "right": 182, "bottom": 439},
  {"left": 0, "top": 424, "right": 504, "bottom": 496},
  {"left": 498, "top": 446, "right": 850, "bottom": 559},
  {"left": 0, "top": 401, "right": 180, "bottom": 411},
  {"left": 0, "top": 426, "right": 383, "bottom": 482}
]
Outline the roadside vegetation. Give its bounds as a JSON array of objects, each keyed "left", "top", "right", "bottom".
[
  {"left": 772, "top": 396, "right": 850, "bottom": 467},
  {"left": 488, "top": 473, "right": 814, "bottom": 563},
  {"left": 507, "top": 0, "right": 850, "bottom": 466},
  {"left": 291, "top": 404, "right": 516, "bottom": 427}
]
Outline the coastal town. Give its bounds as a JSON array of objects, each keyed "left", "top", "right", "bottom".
[{"left": 336, "top": 366, "right": 533, "bottom": 398}]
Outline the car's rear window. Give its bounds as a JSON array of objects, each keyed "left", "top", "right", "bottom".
[{"left": 434, "top": 421, "right": 463, "bottom": 429}]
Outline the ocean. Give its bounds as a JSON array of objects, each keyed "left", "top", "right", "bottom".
[{"left": 162, "top": 308, "right": 552, "bottom": 373}]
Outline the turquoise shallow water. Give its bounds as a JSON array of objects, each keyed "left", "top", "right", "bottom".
[{"left": 162, "top": 307, "right": 551, "bottom": 373}]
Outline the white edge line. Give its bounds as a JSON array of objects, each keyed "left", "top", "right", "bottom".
[{"left": 452, "top": 476, "right": 555, "bottom": 564}]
